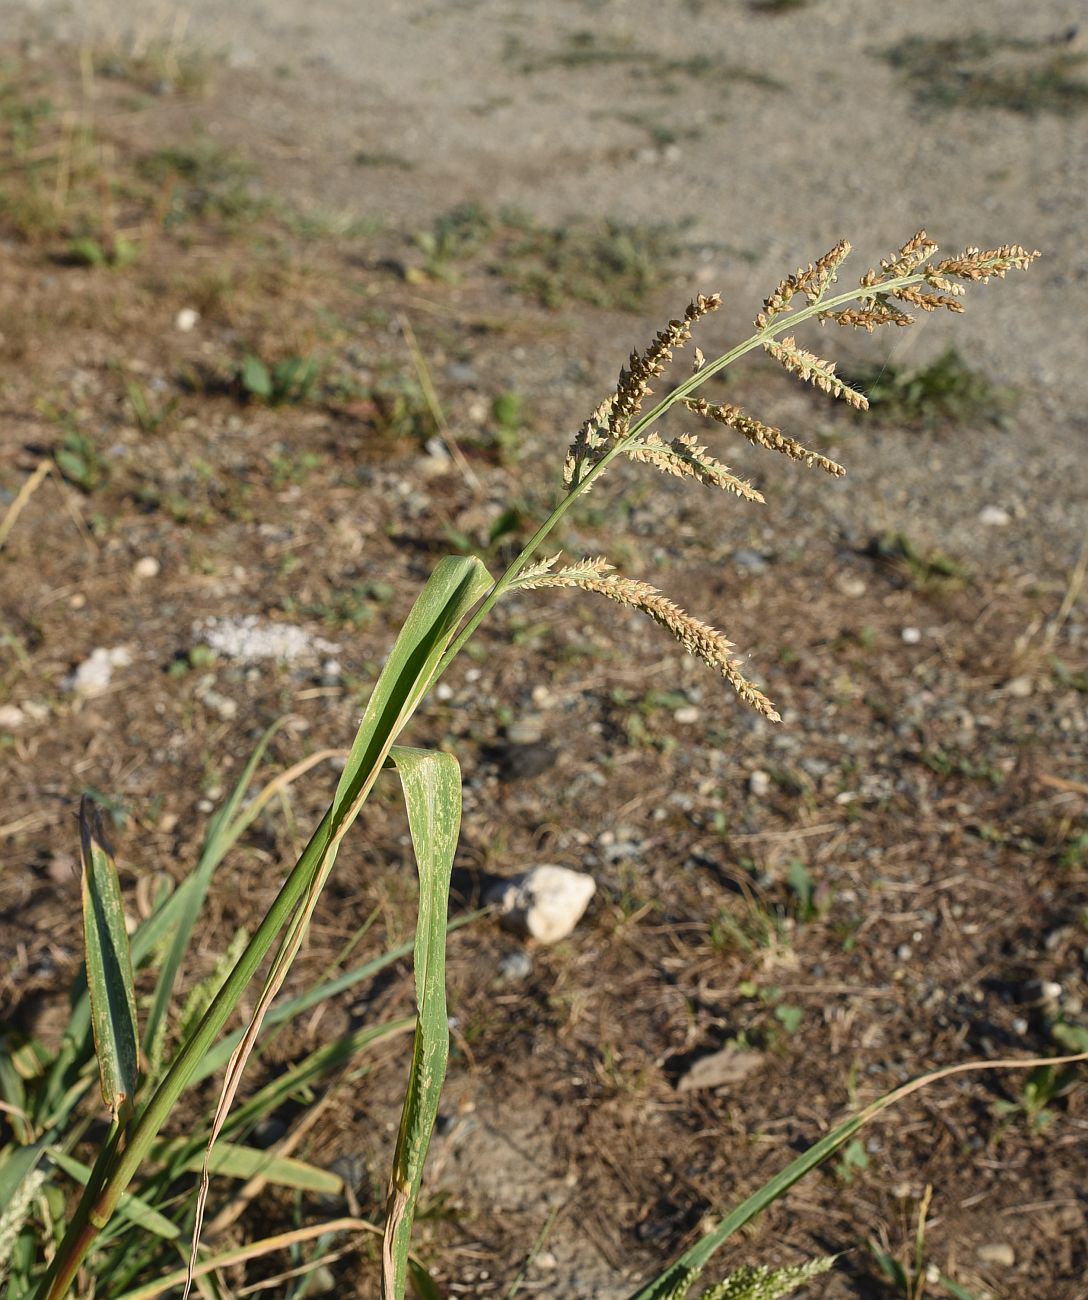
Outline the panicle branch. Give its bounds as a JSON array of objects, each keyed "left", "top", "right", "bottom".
[
  {"left": 512, "top": 556, "right": 780, "bottom": 721},
  {"left": 754, "top": 239, "right": 852, "bottom": 330},
  {"left": 761, "top": 336, "right": 869, "bottom": 408},
  {"left": 682, "top": 397, "right": 845, "bottom": 476},
  {"left": 608, "top": 292, "right": 721, "bottom": 440},
  {"left": 624, "top": 432, "right": 764, "bottom": 501}
]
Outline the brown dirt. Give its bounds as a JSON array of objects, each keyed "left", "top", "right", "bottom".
[{"left": 1, "top": 6, "right": 1086, "bottom": 1298}]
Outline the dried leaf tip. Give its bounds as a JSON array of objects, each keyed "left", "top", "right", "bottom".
[{"left": 513, "top": 556, "right": 779, "bottom": 720}]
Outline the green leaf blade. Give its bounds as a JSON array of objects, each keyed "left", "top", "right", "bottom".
[
  {"left": 79, "top": 798, "right": 139, "bottom": 1121},
  {"left": 381, "top": 746, "right": 462, "bottom": 1298}
]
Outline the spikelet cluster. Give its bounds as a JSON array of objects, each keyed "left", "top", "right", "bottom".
[
  {"left": 762, "top": 336, "right": 869, "bottom": 408},
  {"left": 624, "top": 432, "right": 764, "bottom": 501},
  {"left": 660, "top": 1254, "right": 835, "bottom": 1300},
  {"left": 754, "top": 239, "right": 851, "bottom": 329},
  {"left": 683, "top": 397, "right": 845, "bottom": 476},
  {"left": 513, "top": 555, "right": 779, "bottom": 721},
  {"left": 609, "top": 292, "right": 722, "bottom": 439},
  {"left": 548, "top": 229, "right": 1037, "bottom": 721}
]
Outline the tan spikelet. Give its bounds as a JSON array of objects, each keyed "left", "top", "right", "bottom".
[
  {"left": 762, "top": 336, "right": 869, "bottom": 409},
  {"left": 821, "top": 302, "right": 914, "bottom": 332},
  {"left": 683, "top": 397, "right": 845, "bottom": 476},
  {"left": 624, "top": 432, "right": 765, "bottom": 501},
  {"left": 934, "top": 244, "right": 1040, "bottom": 281},
  {"left": 517, "top": 557, "right": 779, "bottom": 720},
  {"left": 754, "top": 239, "right": 852, "bottom": 329},
  {"left": 889, "top": 285, "right": 965, "bottom": 314},
  {"left": 608, "top": 292, "right": 721, "bottom": 439}
]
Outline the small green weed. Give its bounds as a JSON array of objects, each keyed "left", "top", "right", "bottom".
[
  {"left": 993, "top": 1063, "right": 1080, "bottom": 1132},
  {"left": 501, "top": 218, "right": 681, "bottom": 309},
  {"left": 54, "top": 428, "right": 106, "bottom": 493},
  {"left": 240, "top": 354, "right": 322, "bottom": 406},
  {"left": 412, "top": 202, "right": 494, "bottom": 279},
  {"left": 868, "top": 532, "right": 970, "bottom": 591},
  {"left": 883, "top": 31, "right": 1088, "bottom": 116},
  {"left": 920, "top": 746, "right": 1002, "bottom": 785},
  {"left": 65, "top": 234, "right": 140, "bottom": 269},
  {"left": 137, "top": 144, "right": 262, "bottom": 226},
  {"left": 848, "top": 348, "right": 1014, "bottom": 427}
]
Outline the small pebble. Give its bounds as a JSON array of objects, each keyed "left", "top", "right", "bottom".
[
  {"left": 498, "top": 950, "right": 533, "bottom": 981},
  {"left": 1005, "top": 675, "right": 1033, "bottom": 698},
  {"left": 901, "top": 627, "right": 922, "bottom": 644},
  {"left": 133, "top": 556, "right": 160, "bottom": 579},
  {"left": 896, "top": 944, "right": 913, "bottom": 961},
  {"left": 836, "top": 575, "right": 867, "bottom": 598},
  {"left": 174, "top": 307, "right": 200, "bottom": 332},
  {"left": 1012, "top": 1017, "right": 1029, "bottom": 1035},
  {"left": 506, "top": 715, "right": 544, "bottom": 746},
  {"left": 0, "top": 704, "right": 26, "bottom": 729},
  {"left": 732, "top": 548, "right": 769, "bottom": 575},
  {"left": 978, "top": 505, "right": 1011, "bottom": 526},
  {"left": 748, "top": 769, "right": 771, "bottom": 797},
  {"left": 66, "top": 646, "right": 133, "bottom": 698},
  {"left": 486, "top": 865, "right": 596, "bottom": 943},
  {"left": 673, "top": 704, "right": 700, "bottom": 725},
  {"left": 434, "top": 682, "right": 454, "bottom": 702},
  {"left": 976, "top": 1242, "right": 1015, "bottom": 1268}
]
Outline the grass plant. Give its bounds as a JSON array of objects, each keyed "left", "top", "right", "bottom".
[{"left": 9, "top": 228, "right": 1085, "bottom": 1300}]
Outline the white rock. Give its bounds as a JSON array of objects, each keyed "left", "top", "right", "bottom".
[
  {"left": 1005, "top": 675, "right": 1033, "bottom": 698},
  {"left": 194, "top": 615, "right": 339, "bottom": 665},
  {"left": 748, "top": 769, "right": 771, "bottom": 797},
  {"left": 901, "top": 626, "right": 922, "bottom": 644},
  {"left": 673, "top": 705, "right": 700, "bottom": 725},
  {"left": 134, "top": 556, "right": 160, "bottom": 578},
  {"left": 0, "top": 704, "right": 26, "bottom": 729},
  {"left": 977, "top": 1242, "right": 1015, "bottom": 1268},
  {"left": 486, "top": 865, "right": 596, "bottom": 944},
  {"left": 979, "top": 505, "right": 1011, "bottom": 527},
  {"left": 174, "top": 307, "right": 200, "bottom": 332},
  {"left": 66, "top": 646, "right": 133, "bottom": 697}
]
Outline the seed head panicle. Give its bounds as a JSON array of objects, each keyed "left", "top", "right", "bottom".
[
  {"left": 934, "top": 243, "right": 1041, "bottom": 282},
  {"left": 514, "top": 556, "right": 779, "bottom": 721}
]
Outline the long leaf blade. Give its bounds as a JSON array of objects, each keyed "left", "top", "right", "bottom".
[
  {"left": 178, "top": 557, "right": 490, "bottom": 1300},
  {"left": 79, "top": 798, "right": 139, "bottom": 1121},
  {"left": 381, "top": 746, "right": 461, "bottom": 1298}
]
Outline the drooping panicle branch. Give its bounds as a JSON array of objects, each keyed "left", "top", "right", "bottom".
[
  {"left": 683, "top": 398, "right": 845, "bottom": 476},
  {"left": 513, "top": 556, "right": 780, "bottom": 721}
]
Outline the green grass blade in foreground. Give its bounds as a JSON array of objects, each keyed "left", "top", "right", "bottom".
[
  {"left": 39, "top": 556, "right": 492, "bottom": 1300},
  {"left": 143, "top": 718, "right": 288, "bottom": 1067},
  {"left": 381, "top": 746, "right": 462, "bottom": 1299},
  {"left": 168, "top": 1140, "right": 344, "bottom": 1195},
  {"left": 179, "top": 558, "right": 491, "bottom": 1300},
  {"left": 78, "top": 798, "right": 139, "bottom": 1122},
  {"left": 628, "top": 1050, "right": 1088, "bottom": 1300},
  {"left": 188, "top": 912, "right": 482, "bottom": 1088},
  {"left": 46, "top": 1150, "right": 179, "bottom": 1241}
]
